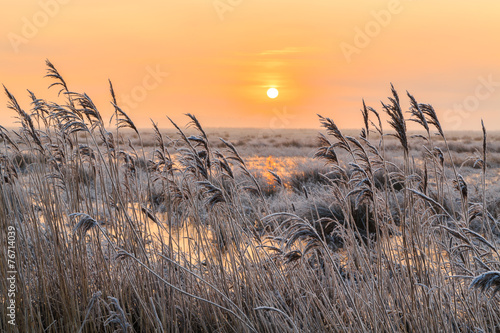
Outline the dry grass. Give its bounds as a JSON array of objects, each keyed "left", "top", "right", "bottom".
[{"left": 1, "top": 62, "right": 500, "bottom": 332}]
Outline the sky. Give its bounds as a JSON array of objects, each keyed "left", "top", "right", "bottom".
[{"left": 1, "top": 0, "right": 500, "bottom": 131}]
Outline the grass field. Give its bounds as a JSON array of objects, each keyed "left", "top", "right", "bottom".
[{"left": 1, "top": 64, "right": 500, "bottom": 332}]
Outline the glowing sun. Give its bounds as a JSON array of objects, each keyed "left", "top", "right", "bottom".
[{"left": 267, "top": 88, "right": 279, "bottom": 99}]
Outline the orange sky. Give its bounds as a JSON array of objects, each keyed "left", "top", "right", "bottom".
[{"left": 1, "top": 0, "right": 500, "bottom": 131}]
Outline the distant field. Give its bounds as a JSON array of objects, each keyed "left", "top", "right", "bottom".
[{"left": 113, "top": 127, "right": 500, "bottom": 159}]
